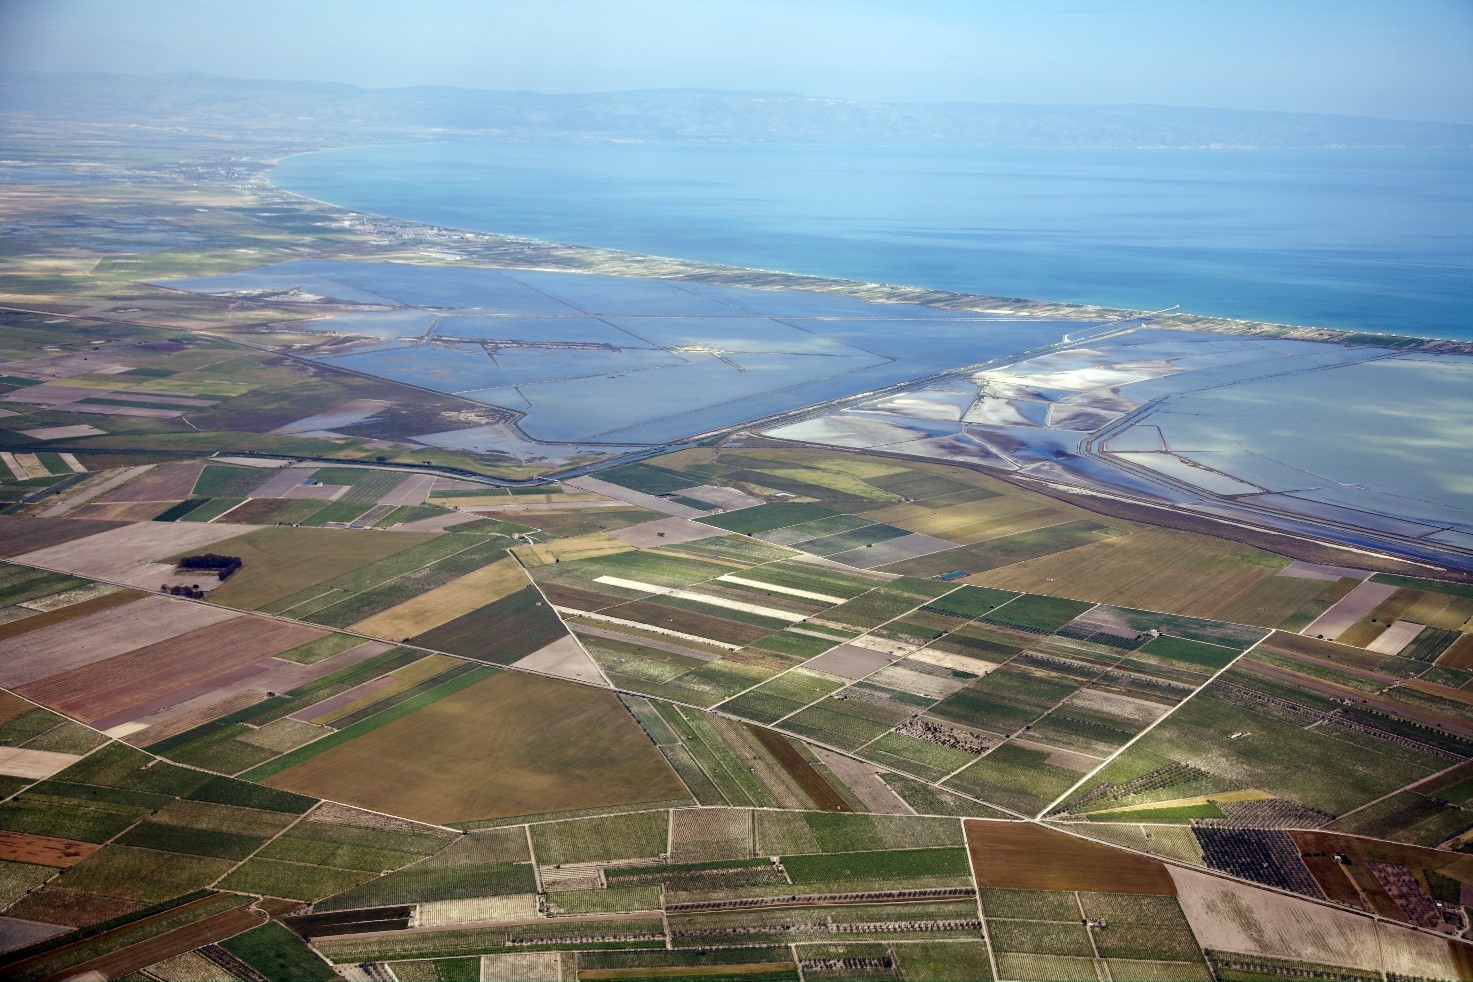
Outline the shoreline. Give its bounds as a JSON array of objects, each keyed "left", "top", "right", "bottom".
[{"left": 263, "top": 142, "right": 1473, "bottom": 355}]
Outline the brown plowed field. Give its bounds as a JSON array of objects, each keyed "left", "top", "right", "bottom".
[
  {"left": 5, "top": 886, "right": 142, "bottom": 927},
  {"left": 1290, "top": 830, "right": 1473, "bottom": 880},
  {"left": 1440, "top": 634, "right": 1473, "bottom": 670},
  {"left": 1257, "top": 631, "right": 1385, "bottom": 672},
  {"left": 613, "top": 600, "right": 771, "bottom": 645},
  {"left": 746, "top": 724, "right": 850, "bottom": 812},
  {"left": 1297, "top": 852, "right": 1368, "bottom": 909},
  {"left": 99, "top": 460, "right": 205, "bottom": 503},
  {"left": 0, "top": 516, "right": 128, "bottom": 558},
  {"left": 17, "top": 615, "right": 325, "bottom": 723},
  {"left": 66, "top": 501, "right": 175, "bottom": 522},
  {"left": 38, "top": 906, "right": 264, "bottom": 982},
  {"left": 0, "top": 594, "right": 236, "bottom": 688},
  {"left": 0, "top": 691, "right": 36, "bottom": 726},
  {"left": 266, "top": 670, "right": 688, "bottom": 824},
  {"left": 965, "top": 820, "right": 1176, "bottom": 894},
  {"left": 0, "top": 588, "right": 144, "bottom": 643},
  {"left": 126, "top": 690, "right": 266, "bottom": 747},
  {"left": 540, "top": 582, "right": 625, "bottom": 612},
  {"left": 0, "top": 830, "right": 99, "bottom": 867},
  {"left": 0, "top": 893, "right": 258, "bottom": 980}
]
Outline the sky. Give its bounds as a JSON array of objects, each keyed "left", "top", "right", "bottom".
[{"left": 2, "top": 0, "right": 1471, "bottom": 124}]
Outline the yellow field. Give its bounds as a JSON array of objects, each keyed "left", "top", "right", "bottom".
[
  {"left": 1087, "top": 789, "right": 1273, "bottom": 815},
  {"left": 513, "top": 533, "right": 633, "bottom": 569},
  {"left": 864, "top": 496, "right": 1073, "bottom": 544},
  {"left": 1393, "top": 590, "right": 1473, "bottom": 632},
  {"left": 350, "top": 557, "right": 528, "bottom": 638},
  {"left": 971, "top": 526, "right": 1291, "bottom": 621}
]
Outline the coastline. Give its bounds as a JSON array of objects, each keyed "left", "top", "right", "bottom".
[{"left": 262, "top": 143, "right": 1473, "bottom": 356}]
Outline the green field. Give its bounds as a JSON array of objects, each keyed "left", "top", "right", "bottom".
[
  {"left": 698, "top": 503, "right": 839, "bottom": 535},
  {"left": 978, "top": 594, "right": 1095, "bottom": 634},
  {"left": 220, "top": 921, "right": 340, "bottom": 982},
  {"left": 782, "top": 846, "right": 970, "bottom": 883}
]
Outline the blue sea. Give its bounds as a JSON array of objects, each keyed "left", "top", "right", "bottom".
[{"left": 273, "top": 142, "right": 1473, "bottom": 341}]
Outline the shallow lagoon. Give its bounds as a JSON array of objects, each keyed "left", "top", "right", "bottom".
[
  {"left": 160, "top": 260, "right": 1086, "bottom": 444},
  {"left": 766, "top": 330, "right": 1473, "bottom": 549}
]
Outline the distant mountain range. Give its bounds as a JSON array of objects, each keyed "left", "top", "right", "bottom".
[{"left": 3, "top": 71, "right": 1471, "bottom": 149}]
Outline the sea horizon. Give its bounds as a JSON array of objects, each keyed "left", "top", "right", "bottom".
[{"left": 270, "top": 140, "right": 1473, "bottom": 344}]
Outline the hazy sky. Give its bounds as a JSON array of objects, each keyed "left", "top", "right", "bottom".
[{"left": 3, "top": 0, "right": 1471, "bottom": 124}]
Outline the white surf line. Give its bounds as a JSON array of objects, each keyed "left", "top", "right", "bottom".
[
  {"left": 714, "top": 574, "right": 847, "bottom": 605},
  {"left": 593, "top": 575, "right": 806, "bottom": 623},
  {"left": 1033, "top": 627, "right": 1274, "bottom": 820}
]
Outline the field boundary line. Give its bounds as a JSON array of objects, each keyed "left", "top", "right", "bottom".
[
  {"left": 665, "top": 706, "right": 741, "bottom": 807},
  {"left": 207, "top": 799, "right": 319, "bottom": 891},
  {"left": 511, "top": 554, "right": 618, "bottom": 690},
  {"left": 677, "top": 707, "right": 764, "bottom": 808},
  {"left": 960, "top": 816, "right": 1003, "bottom": 982},
  {"left": 709, "top": 577, "right": 970, "bottom": 717},
  {"left": 936, "top": 637, "right": 1121, "bottom": 787},
  {"left": 1331, "top": 757, "right": 1470, "bottom": 824},
  {"left": 1033, "top": 627, "right": 1274, "bottom": 819},
  {"left": 0, "top": 549, "right": 1034, "bottom": 823}
]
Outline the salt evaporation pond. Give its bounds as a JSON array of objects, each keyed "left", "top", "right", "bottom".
[{"left": 159, "top": 260, "right": 1088, "bottom": 445}]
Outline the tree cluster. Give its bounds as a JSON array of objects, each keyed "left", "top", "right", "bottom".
[{"left": 176, "top": 553, "right": 244, "bottom": 581}]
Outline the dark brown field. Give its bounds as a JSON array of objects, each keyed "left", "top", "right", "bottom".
[
  {"left": 0, "top": 589, "right": 145, "bottom": 643},
  {"left": 1440, "top": 634, "right": 1473, "bottom": 669},
  {"left": 539, "top": 582, "right": 625, "bottom": 612},
  {"left": 612, "top": 600, "right": 771, "bottom": 646},
  {"left": 0, "top": 830, "right": 99, "bottom": 868},
  {"left": 44, "top": 907, "right": 265, "bottom": 982},
  {"left": 98, "top": 460, "right": 204, "bottom": 503},
  {"left": 17, "top": 615, "right": 325, "bottom": 724},
  {"left": 411, "top": 586, "right": 567, "bottom": 665},
  {"left": 966, "top": 820, "right": 1176, "bottom": 894},
  {"left": 1257, "top": 631, "right": 1385, "bottom": 671},
  {"left": 0, "top": 516, "right": 127, "bottom": 558},
  {"left": 1290, "top": 830, "right": 1473, "bottom": 881},
  {"left": 745, "top": 724, "right": 850, "bottom": 812},
  {"left": 5, "top": 886, "right": 142, "bottom": 928},
  {"left": 0, "top": 692, "right": 35, "bottom": 726}
]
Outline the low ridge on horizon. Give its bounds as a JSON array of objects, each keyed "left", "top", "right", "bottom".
[{"left": 5, "top": 68, "right": 1471, "bottom": 148}]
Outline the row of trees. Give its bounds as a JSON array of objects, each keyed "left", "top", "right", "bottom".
[{"left": 177, "top": 553, "right": 244, "bottom": 580}]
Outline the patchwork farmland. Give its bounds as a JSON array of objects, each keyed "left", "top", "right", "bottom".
[{"left": 0, "top": 293, "right": 1469, "bottom": 979}]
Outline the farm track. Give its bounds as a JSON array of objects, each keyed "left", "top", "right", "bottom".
[{"left": 32, "top": 906, "right": 265, "bottom": 982}]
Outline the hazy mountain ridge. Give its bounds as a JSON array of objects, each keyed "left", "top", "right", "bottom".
[{"left": 3, "top": 71, "right": 1471, "bottom": 148}]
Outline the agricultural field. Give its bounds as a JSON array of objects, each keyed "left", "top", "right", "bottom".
[
  {"left": 259, "top": 670, "right": 689, "bottom": 825},
  {"left": 2, "top": 144, "right": 1471, "bottom": 980}
]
